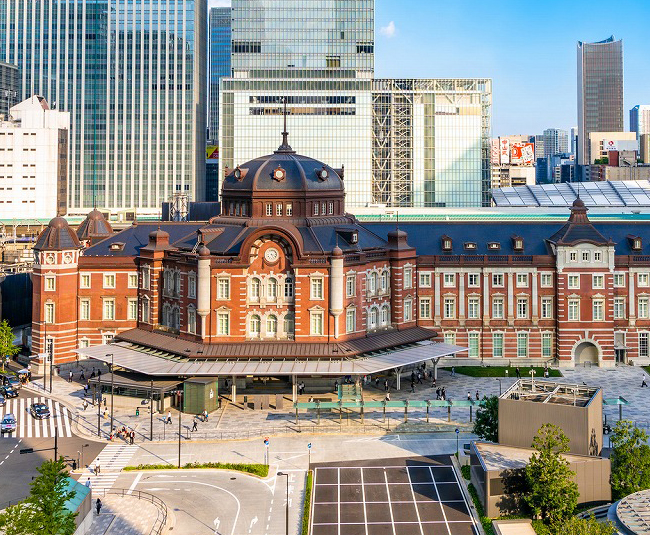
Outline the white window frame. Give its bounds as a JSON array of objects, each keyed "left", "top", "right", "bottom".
[
  {"left": 443, "top": 273, "right": 456, "bottom": 288},
  {"left": 250, "top": 278, "right": 261, "bottom": 301},
  {"left": 45, "top": 276, "right": 55, "bottom": 291},
  {"left": 639, "top": 297, "right": 649, "bottom": 319},
  {"left": 127, "top": 273, "right": 138, "bottom": 289},
  {"left": 310, "top": 277, "right": 324, "bottom": 300},
  {"left": 614, "top": 297, "right": 625, "bottom": 319},
  {"left": 542, "top": 333, "right": 553, "bottom": 359},
  {"left": 284, "top": 277, "right": 294, "bottom": 299},
  {"left": 492, "top": 297, "right": 504, "bottom": 319},
  {"left": 80, "top": 274, "right": 91, "bottom": 289},
  {"left": 568, "top": 299, "right": 580, "bottom": 321},
  {"left": 188, "top": 274, "right": 197, "bottom": 298},
  {"left": 103, "top": 273, "right": 116, "bottom": 289},
  {"left": 187, "top": 307, "right": 197, "bottom": 334},
  {"left": 419, "top": 272, "right": 432, "bottom": 288},
  {"left": 592, "top": 274, "right": 605, "bottom": 289},
  {"left": 127, "top": 298, "right": 138, "bottom": 321},
  {"left": 102, "top": 298, "right": 115, "bottom": 320},
  {"left": 368, "top": 307, "right": 378, "bottom": 329},
  {"left": 380, "top": 305, "right": 390, "bottom": 326},
  {"left": 569, "top": 251, "right": 577, "bottom": 262},
  {"left": 492, "top": 273, "right": 504, "bottom": 287},
  {"left": 468, "top": 273, "right": 480, "bottom": 288},
  {"left": 267, "top": 278, "right": 278, "bottom": 300},
  {"left": 142, "top": 298, "right": 150, "bottom": 323},
  {"left": 404, "top": 298, "right": 412, "bottom": 321},
  {"left": 613, "top": 272, "right": 625, "bottom": 288},
  {"left": 468, "top": 332, "right": 479, "bottom": 358},
  {"left": 346, "top": 274, "right": 356, "bottom": 298},
  {"left": 142, "top": 267, "right": 150, "bottom": 290},
  {"left": 467, "top": 297, "right": 480, "bottom": 319},
  {"left": 516, "top": 297, "right": 528, "bottom": 319},
  {"left": 639, "top": 273, "right": 650, "bottom": 287},
  {"left": 516, "top": 273, "right": 528, "bottom": 288},
  {"left": 640, "top": 332, "right": 650, "bottom": 358},
  {"left": 310, "top": 310, "right": 324, "bottom": 335},
  {"left": 276, "top": 203, "right": 282, "bottom": 216},
  {"left": 581, "top": 250, "right": 590, "bottom": 262},
  {"left": 380, "top": 271, "right": 389, "bottom": 293},
  {"left": 217, "top": 277, "right": 230, "bottom": 300},
  {"left": 266, "top": 315, "right": 278, "bottom": 337},
  {"left": 286, "top": 202, "right": 293, "bottom": 216},
  {"left": 541, "top": 297, "right": 553, "bottom": 319},
  {"left": 592, "top": 299, "right": 605, "bottom": 321},
  {"left": 443, "top": 297, "right": 456, "bottom": 319},
  {"left": 404, "top": 267, "right": 413, "bottom": 289},
  {"left": 419, "top": 297, "right": 431, "bottom": 319},
  {"left": 594, "top": 251, "right": 602, "bottom": 262},
  {"left": 517, "top": 332, "right": 528, "bottom": 358},
  {"left": 217, "top": 312, "right": 230, "bottom": 335},
  {"left": 249, "top": 315, "right": 261, "bottom": 338},
  {"left": 79, "top": 299, "right": 90, "bottom": 321},
  {"left": 540, "top": 273, "right": 553, "bottom": 287},
  {"left": 492, "top": 332, "right": 504, "bottom": 358},
  {"left": 567, "top": 275, "right": 580, "bottom": 289},
  {"left": 346, "top": 309, "right": 356, "bottom": 334},
  {"left": 443, "top": 332, "right": 456, "bottom": 345},
  {"left": 266, "top": 203, "right": 273, "bottom": 217}
]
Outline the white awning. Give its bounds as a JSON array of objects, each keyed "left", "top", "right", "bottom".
[{"left": 74, "top": 340, "right": 467, "bottom": 377}]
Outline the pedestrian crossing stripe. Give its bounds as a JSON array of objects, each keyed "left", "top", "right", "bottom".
[
  {"left": 0, "top": 396, "right": 73, "bottom": 438},
  {"left": 83, "top": 444, "right": 139, "bottom": 494}
]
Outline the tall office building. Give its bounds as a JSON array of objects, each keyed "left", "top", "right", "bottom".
[
  {"left": 571, "top": 126, "right": 579, "bottom": 156},
  {"left": 543, "top": 128, "right": 569, "bottom": 157},
  {"left": 0, "top": 62, "right": 19, "bottom": 118},
  {"left": 577, "top": 36, "right": 624, "bottom": 165},
  {"left": 1, "top": 0, "right": 206, "bottom": 216},
  {"left": 208, "top": 7, "right": 231, "bottom": 144},
  {"left": 221, "top": 0, "right": 491, "bottom": 208},
  {"left": 630, "top": 105, "right": 650, "bottom": 138}
]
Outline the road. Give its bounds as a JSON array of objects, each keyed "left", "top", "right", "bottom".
[{"left": 0, "top": 385, "right": 104, "bottom": 507}]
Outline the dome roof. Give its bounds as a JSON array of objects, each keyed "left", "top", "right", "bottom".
[
  {"left": 149, "top": 228, "right": 170, "bottom": 240},
  {"left": 222, "top": 151, "right": 343, "bottom": 194},
  {"left": 34, "top": 216, "right": 82, "bottom": 251},
  {"left": 76, "top": 209, "right": 113, "bottom": 242}
]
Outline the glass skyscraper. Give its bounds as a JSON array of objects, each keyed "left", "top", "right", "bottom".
[
  {"left": 577, "top": 36, "right": 623, "bottom": 165},
  {"left": 542, "top": 128, "right": 569, "bottom": 157},
  {"left": 221, "top": 0, "right": 491, "bottom": 208},
  {"left": 2, "top": 0, "right": 206, "bottom": 216},
  {"left": 208, "top": 7, "right": 231, "bottom": 144}
]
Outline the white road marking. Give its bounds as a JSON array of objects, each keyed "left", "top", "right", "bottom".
[
  {"left": 127, "top": 472, "right": 143, "bottom": 495},
  {"left": 406, "top": 467, "right": 425, "bottom": 535},
  {"left": 47, "top": 398, "right": 56, "bottom": 437},
  {"left": 384, "top": 470, "right": 397, "bottom": 535}
]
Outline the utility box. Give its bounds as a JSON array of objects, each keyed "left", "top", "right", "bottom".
[{"left": 183, "top": 377, "right": 218, "bottom": 414}]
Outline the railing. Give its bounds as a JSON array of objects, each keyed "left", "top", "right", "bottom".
[
  {"left": 98, "top": 488, "right": 167, "bottom": 535},
  {"left": 577, "top": 504, "right": 611, "bottom": 520},
  {"left": 309, "top": 258, "right": 328, "bottom": 264}
]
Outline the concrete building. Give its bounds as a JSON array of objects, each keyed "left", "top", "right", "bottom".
[
  {"left": 491, "top": 166, "right": 536, "bottom": 189},
  {"left": 1, "top": 0, "right": 206, "bottom": 217},
  {"left": 543, "top": 128, "right": 569, "bottom": 157},
  {"left": 0, "top": 96, "right": 69, "bottom": 219},
  {"left": 220, "top": 0, "right": 492, "bottom": 209},
  {"left": 630, "top": 105, "right": 650, "bottom": 138},
  {"left": 641, "top": 134, "right": 650, "bottom": 164},
  {"left": 577, "top": 36, "right": 624, "bottom": 165},
  {"left": 0, "top": 62, "right": 18, "bottom": 118},
  {"left": 588, "top": 132, "right": 637, "bottom": 163}
]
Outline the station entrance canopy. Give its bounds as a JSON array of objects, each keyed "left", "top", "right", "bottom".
[{"left": 74, "top": 340, "right": 467, "bottom": 377}]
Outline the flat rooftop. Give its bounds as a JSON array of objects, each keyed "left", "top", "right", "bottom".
[
  {"left": 500, "top": 378, "right": 600, "bottom": 408},
  {"left": 474, "top": 442, "right": 599, "bottom": 472}
]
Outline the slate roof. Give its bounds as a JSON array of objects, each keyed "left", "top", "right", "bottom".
[
  {"left": 76, "top": 209, "right": 113, "bottom": 242},
  {"left": 547, "top": 200, "right": 613, "bottom": 246},
  {"left": 34, "top": 217, "right": 82, "bottom": 251}
]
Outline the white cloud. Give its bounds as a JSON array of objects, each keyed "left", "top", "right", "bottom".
[
  {"left": 208, "top": 0, "right": 231, "bottom": 7},
  {"left": 379, "top": 21, "right": 396, "bottom": 38}
]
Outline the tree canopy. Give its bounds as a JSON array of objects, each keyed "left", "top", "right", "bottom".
[
  {"left": 473, "top": 395, "right": 498, "bottom": 442},
  {"left": 524, "top": 423, "right": 579, "bottom": 526},
  {"left": 0, "top": 319, "right": 19, "bottom": 372},
  {"left": 0, "top": 457, "right": 77, "bottom": 535},
  {"left": 610, "top": 420, "right": 650, "bottom": 500}
]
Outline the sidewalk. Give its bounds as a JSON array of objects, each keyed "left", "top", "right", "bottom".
[{"left": 86, "top": 493, "right": 164, "bottom": 535}]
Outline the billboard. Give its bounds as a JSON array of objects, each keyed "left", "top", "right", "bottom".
[
  {"left": 603, "top": 139, "right": 638, "bottom": 153},
  {"left": 499, "top": 138, "right": 510, "bottom": 165},
  {"left": 491, "top": 139, "right": 500, "bottom": 165},
  {"left": 206, "top": 145, "right": 219, "bottom": 160},
  {"left": 511, "top": 142, "right": 535, "bottom": 166}
]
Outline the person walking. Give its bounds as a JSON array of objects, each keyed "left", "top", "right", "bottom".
[
  {"left": 467, "top": 391, "right": 472, "bottom": 401},
  {"left": 82, "top": 399, "right": 88, "bottom": 411},
  {"left": 442, "top": 387, "right": 446, "bottom": 400},
  {"left": 410, "top": 381, "right": 415, "bottom": 393},
  {"left": 475, "top": 390, "right": 480, "bottom": 401},
  {"left": 130, "top": 430, "right": 135, "bottom": 445},
  {"left": 203, "top": 409, "right": 209, "bottom": 422},
  {"left": 68, "top": 370, "right": 73, "bottom": 383},
  {"left": 96, "top": 498, "right": 102, "bottom": 516},
  {"left": 83, "top": 384, "right": 89, "bottom": 396},
  {"left": 385, "top": 392, "right": 391, "bottom": 402},
  {"left": 417, "top": 372, "right": 422, "bottom": 384},
  {"left": 643, "top": 376, "right": 648, "bottom": 388},
  {"left": 85, "top": 478, "right": 92, "bottom": 489},
  {"left": 80, "top": 370, "right": 85, "bottom": 381},
  {"left": 166, "top": 411, "right": 172, "bottom": 425},
  {"left": 516, "top": 367, "right": 521, "bottom": 379},
  {"left": 384, "top": 380, "right": 389, "bottom": 392},
  {"left": 334, "top": 380, "right": 339, "bottom": 392},
  {"left": 436, "top": 388, "right": 441, "bottom": 400},
  {"left": 451, "top": 367, "right": 456, "bottom": 377},
  {"left": 191, "top": 419, "right": 198, "bottom": 432},
  {"left": 95, "top": 459, "right": 101, "bottom": 475}
]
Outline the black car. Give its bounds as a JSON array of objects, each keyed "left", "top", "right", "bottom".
[
  {"left": 29, "top": 403, "right": 50, "bottom": 419},
  {"left": 0, "top": 386, "right": 17, "bottom": 398}
]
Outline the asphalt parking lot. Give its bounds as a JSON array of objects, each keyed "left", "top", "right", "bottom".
[{"left": 311, "top": 456, "right": 478, "bottom": 535}]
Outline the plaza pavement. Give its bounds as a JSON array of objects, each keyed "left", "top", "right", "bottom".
[
  {"left": 20, "top": 360, "right": 650, "bottom": 443},
  {"left": 86, "top": 493, "right": 162, "bottom": 535}
]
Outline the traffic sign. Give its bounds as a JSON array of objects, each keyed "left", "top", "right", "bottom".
[
  {"left": 455, "top": 428, "right": 459, "bottom": 434},
  {"left": 307, "top": 442, "right": 312, "bottom": 449}
]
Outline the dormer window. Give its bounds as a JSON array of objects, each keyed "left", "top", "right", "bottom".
[
  {"left": 487, "top": 242, "right": 500, "bottom": 251},
  {"left": 464, "top": 242, "right": 477, "bottom": 250},
  {"left": 627, "top": 235, "right": 642, "bottom": 251},
  {"left": 441, "top": 235, "right": 452, "bottom": 251},
  {"left": 109, "top": 242, "right": 125, "bottom": 252},
  {"left": 512, "top": 236, "right": 524, "bottom": 251}
]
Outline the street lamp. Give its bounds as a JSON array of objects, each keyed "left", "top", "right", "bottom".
[
  {"left": 455, "top": 428, "right": 460, "bottom": 458},
  {"left": 107, "top": 354, "right": 114, "bottom": 432},
  {"left": 495, "top": 378, "right": 502, "bottom": 396},
  {"left": 277, "top": 471, "right": 289, "bottom": 535},
  {"left": 78, "top": 443, "right": 89, "bottom": 469}
]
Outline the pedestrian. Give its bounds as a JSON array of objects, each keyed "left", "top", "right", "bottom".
[
  {"left": 384, "top": 380, "right": 389, "bottom": 392},
  {"left": 103, "top": 408, "right": 108, "bottom": 419},
  {"left": 467, "top": 391, "right": 472, "bottom": 401},
  {"left": 375, "top": 377, "right": 380, "bottom": 389},
  {"left": 442, "top": 387, "right": 446, "bottom": 400},
  {"left": 643, "top": 376, "right": 648, "bottom": 388},
  {"left": 103, "top": 396, "right": 107, "bottom": 408},
  {"left": 432, "top": 379, "right": 437, "bottom": 389},
  {"left": 191, "top": 419, "right": 198, "bottom": 432},
  {"left": 90, "top": 369, "right": 96, "bottom": 379},
  {"left": 85, "top": 478, "right": 92, "bottom": 488},
  {"left": 130, "top": 430, "right": 135, "bottom": 445},
  {"left": 224, "top": 378, "right": 229, "bottom": 390},
  {"left": 544, "top": 369, "right": 549, "bottom": 379},
  {"left": 98, "top": 369, "right": 102, "bottom": 379},
  {"left": 475, "top": 390, "right": 479, "bottom": 401},
  {"left": 82, "top": 399, "right": 88, "bottom": 411},
  {"left": 68, "top": 370, "right": 73, "bottom": 383},
  {"left": 166, "top": 411, "right": 172, "bottom": 424},
  {"left": 411, "top": 371, "right": 416, "bottom": 383},
  {"left": 516, "top": 367, "right": 521, "bottom": 379},
  {"left": 95, "top": 460, "right": 101, "bottom": 475},
  {"left": 436, "top": 388, "right": 441, "bottom": 400},
  {"left": 80, "top": 370, "right": 85, "bottom": 381},
  {"left": 334, "top": 380, "right": 339, "bottom": 392},
  {"left": 410, "top": 381, "right": 415, "bottom": 393},
  {"left": 203, "top": 409, "right": 209, "bottom": 422},
  {"left": 417, "top": 372, "right": 422, "bottom": 384},
  {"left": 451, "top": 367, "right": 456, "bottom": 377},
  {"left": 96, "top": 498, "right": 102, "bottom": 516},
  {"left": 385, "top": 392, "right": 390, "bottom": 402}
]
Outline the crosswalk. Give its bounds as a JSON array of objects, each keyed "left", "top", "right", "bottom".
[
  {"left": 0, "top": 396, "right": 73, "bottom": 438},
  {"left": 82, "top": 444, "right": 140, "bottom": 493}
]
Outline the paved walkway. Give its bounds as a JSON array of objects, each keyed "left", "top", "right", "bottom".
[
  {"left": 87, "top": 493, "right": 161, "bottom": 535},
  {"left": 19, "top": 360, "right": 650, "bottom": 441}
]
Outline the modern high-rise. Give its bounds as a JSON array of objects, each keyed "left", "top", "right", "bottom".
[
  {"left": 630, "top": 105, "right": 650, "bottom": 138},
  {"left": 0, "top": 62, "right": 19, "bottom": 118},
  {"left": 1, "top": 0, "right": 206, "bottom": 217},
  {"left": 577, "top": 36, "right": 624, "bottom": 165},
  {"left": 221, "top": 0, "right": 492, "bottom": 208},
  {"left": 543, "top": 128, "right": 569, "bottom": 157},
  {"left": 208, "top": 7, "right": 232, "bottom": 144},
  {"left": 571, "top": 126, "right": 579, "bottom": 156}
]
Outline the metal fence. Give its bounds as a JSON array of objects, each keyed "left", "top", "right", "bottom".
[{"left": 97, "top": 488, "right": 167, "bottom": 535}]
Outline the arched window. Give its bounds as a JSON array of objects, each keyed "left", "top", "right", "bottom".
[
  {"left": 380, "top": 271, "right": 389, "bottom": 293},
  {"left": 284, "top": 313, "right": 294, "bottom": 335},
  {"left": 250, "top": 278, "right": 261, "bottom": 300},
  {"left": 174, "top": 272, "right": 181, "bottom": 296},
  {"left": 369, "top": 307, "right": 378, "bottom": 329},
  {"left": 162, "top": 304, "right": 171, "bottom": 326},
  {"left": 367, "top": 272, "right": 376, "bottom": 294},
  {"left": 267, "top": 278, "right": 277, "bottom": 300},
  {"left": 267, "top": 315, "right": 277, "bottom": 336},
  {"left": 250, "top": 315, "right": 261, "bottom": 337},
  {"left": 381, "top": 305, "right": 390, "bottom": 326},
  {"left": 284, "top": 277, "right": 294, "bottom": 298},
  {"left": 172, "top": 307, "right": 180, "bottom": 330}
]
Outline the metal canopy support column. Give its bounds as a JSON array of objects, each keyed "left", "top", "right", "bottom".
[
  {"left": 292, "top": 375, "right": 297, "bottom": 403},
  {"left": 396, "top": 367, "right": 402, "bottom": 390},
  {"left": 431, "top": 358, "right": 439, "bottom": 380},
  {"left": 231, "top": 376, "right": 237, "bottom": 404}
]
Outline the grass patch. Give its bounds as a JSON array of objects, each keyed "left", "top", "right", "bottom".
[
  {"left": 460, "top": 465, "right": 471, "bottom": 481},
  {"left": 124, "top": 462, "right": 269, "bottom": 477},
  {"left": 302, "top": 470, "right": 313, "bottom": 535},
  {"left": 467, "top": 483, "right": 495, "bottom": 535},
  {"left": 442, "top": 366, "right": 561, "bottom": 378}
]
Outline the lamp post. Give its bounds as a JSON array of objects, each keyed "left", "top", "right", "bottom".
[
  {"left": 455, "top": 428, "right": 460, "bottom": 458},
  {"left": 495, "top": 378, "right": 502, "bottom": 396},
  {"left": 277, "top": 471, "right": 289, "bottom": 535},
  {"left": 178, "top": 410, "right": 182, "bottom": 468},
  {"left": 78, "top": 443, "right": 89, "bottom": 469},
  {"left": 97, "top": 375, "right": 101, "bottom": 437},
  {"left": 529, "top": 369, "right": 536, "bottom": 391},
  {"left": 150, "top": 378, "right": 154, "bottom": 441},
  {"left": 107, "top": 354, "right": 114, "bottom": 432}
]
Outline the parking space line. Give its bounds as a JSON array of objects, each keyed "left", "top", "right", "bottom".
[
  {"left": 383, "top": 470, "right": 397, "bottom": 535},
  {"left": 405, "top": 467, "right": 425, "bottom": 535},
  {"left": 47, "top": 398, "right": 56, "bottom": 437},
  {"left": 428, "top": 466, "right": 451, "bottom": 535},
  {"left": 337, "top": 468, "right": 341, "bottom": 535},
  {"left": 359, "top": 468, "right": 368, "bottom": 535},
  {"left": 450, "top": 460, "right": 480, "bottom": 532}
]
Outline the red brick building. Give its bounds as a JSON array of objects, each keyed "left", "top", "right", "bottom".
[{"left": 31, "top": 138, "right": 650, "bottom": 382}]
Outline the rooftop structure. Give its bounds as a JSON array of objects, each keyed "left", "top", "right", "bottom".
[{"left": 501, "top": 378, "right": 600, "bottom": 408}]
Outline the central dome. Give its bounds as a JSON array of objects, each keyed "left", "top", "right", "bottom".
[{"left": 223, "top": 152, "right": 343, "bottom": 194}]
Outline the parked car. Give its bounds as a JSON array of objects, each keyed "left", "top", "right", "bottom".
[
  {"left": 0, "top": 393, "right": 5, "bottom": 406},
  {"left": 0, "top": 374, "right": 20, "bottom": 389},
  {"left": 0, "top": 385, "right": 18, "bottom": 398},
  {"left": 29, "top": 403, "right": 50, "bottom": 420},
  {"left": 1, "top": 414, "right": 16, "bottom": 435}
]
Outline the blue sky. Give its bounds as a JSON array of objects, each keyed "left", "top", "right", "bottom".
[{"left": 375, "top": 0, "right": 650, "bottom": 135}]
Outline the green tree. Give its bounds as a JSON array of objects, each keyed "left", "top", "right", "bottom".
[
  {"left": 0, "top": 319, "right": 19, "bottom": 372},
  {"left": 610, "top": 420, "right": 650, "bottom": 499},
  {"left": 562, "top": 515, "right": 616, "bottom": 535},
  {"left": 524, "top": 423, "right": 579, "bottom": 526},
  {"left": 473, "top": 395, "right": 498, "bottom": 442},
  {"left": 0, "top": 457, "right": 77, "bottom": 535}
]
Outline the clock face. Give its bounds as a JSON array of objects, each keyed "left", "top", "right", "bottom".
[
  {"left": 264, "top": 247, "right": 279, "bottom": 263},
  {"left": 273, "top": 168, "right": 285, "bottom": 181}
]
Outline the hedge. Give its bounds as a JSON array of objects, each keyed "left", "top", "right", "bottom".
[{"left": 123, "top": 462, "right": 269, "bottom": 477}]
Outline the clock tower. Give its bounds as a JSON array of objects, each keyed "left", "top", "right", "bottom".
[{"left": 32, "top": 217, "right": 83, "bottom": 366}]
